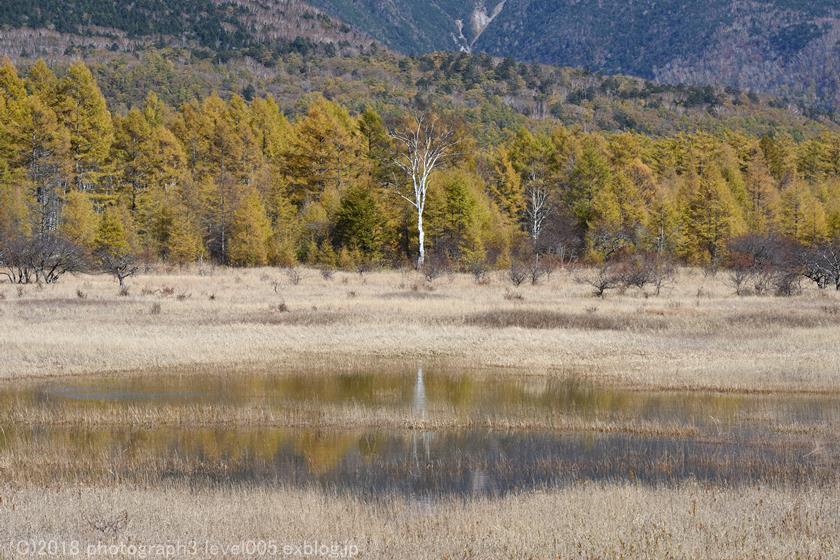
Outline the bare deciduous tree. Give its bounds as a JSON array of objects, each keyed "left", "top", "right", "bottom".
[
  {"left": 97, "top": 250, "right": 139, "bottom": 288},
  {"left": 0, "top": 234, "right": 87, "bottom": 284},
  {"left": 802, "top": 238, "right": 840, "bottom": 291},
  {"left": 727, "top": 234, "right": 804, "bottom": 296},
  {"left": 390, "top": 113, "right": 458, "bottom": 269}
]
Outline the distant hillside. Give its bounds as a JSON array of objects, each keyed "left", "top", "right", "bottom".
[
  {"left": 0, "top": 0, "right": 373, "bottom": 62},
  {"left": 304, "top": 0, "right": 840, "bottom": 113},
  {"left": 0, "top": 0, "right": 837, "bottom": 117}
]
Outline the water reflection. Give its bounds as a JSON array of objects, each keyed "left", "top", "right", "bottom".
[
  {"left": 10, "top": 368, "right": 836, "bottom": 430},
  {"left": 4, "top": 425, "right": 835, "bottom": 496},
  {"left": 412, "top": 366, "right": 431, "bottom": 470},
  {"left": 0, "top": 367, "right": 838, "bottom": 496}
]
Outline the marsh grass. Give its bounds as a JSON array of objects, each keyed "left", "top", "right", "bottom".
[
  {"left": 464, "top": 309, "right": 671, "bottom": 331},
  {"left": 1, "top": 268, "right": 839, "bottom": 557},
  {"left": 1, "top": 483, "right": 837, "bottom": 559},
  {"left": 2, "top": 267, "right": 840, "bottom": 391}
]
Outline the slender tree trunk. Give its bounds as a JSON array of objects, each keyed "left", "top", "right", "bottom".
[{"left": 417, "top": 208, "right": 425, "bottom": 269}]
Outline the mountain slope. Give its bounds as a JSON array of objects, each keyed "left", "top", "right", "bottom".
[
  {"left": 0, "top": 0, "right": 372, "bottom": 61},
  {"left": 0, "top": 0, "right": 836, "bottom": 113},
  {"left": 305, "top": 0, "right": 839, "bottom": 112},
  {"left": 475, "top": 0, "right": 839, "bottom": 111}
]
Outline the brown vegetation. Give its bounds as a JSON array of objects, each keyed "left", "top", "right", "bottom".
[
  {"left": 1, "top": 483, "right": 837, "bottom": 559},
  {"left": 1, "top": 267, "right": 840, "bottom": 392}
]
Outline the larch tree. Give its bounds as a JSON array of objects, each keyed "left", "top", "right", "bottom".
[
  {"left": 58, "top": 61, "right": 113, "bottom": 190},
  {"left": 425, "top": 167, "right": 486, "bottom": 266},
  {"left": 743, "top": 155, "right": 781, "bottom": 233},
  {"left": 283, "top": 95, "right": 365, "bottom": 204},
  {"left": 166, "top": 209, "right": 205, "bottom": 266},
  {"left": 95, "top": 206, "right": 132, "bottom": 257},
  {"left": 489, "top": 146, "right": 525, "bottom": 222},
  {"left": 0, "top": 161, "right": 30, "bottom": 240},
  {"left": 18, "top": 96, "right": 71, "bottom": 234},
  {"left": 332, "top": 184, "right": 386, "bottom": 262},
  {"left": 389, "top": 113, "right": 458, "bottom": 268},
  {"left": 228, "top": 188, "right": 272, "bottom": 266},
  {"left": 780, "top": 181, "right": 828, "bottom": 245},
  {"left": 25, "top": 59, "right": 59, "bottom": 105},
  {"left": 679, "top": 168, "right": 745, "bottom": 265},
  {"left": 567, "top": 137, "right": 612, "bottom": 234},
  {"left": 60, "top": 189, "right": 98, "bottom": 250}
]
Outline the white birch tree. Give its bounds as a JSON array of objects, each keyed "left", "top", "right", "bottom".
[
  {"left": 524, "top": 173, "right": 550, "bottom": 249},
  {"left": 390, "top": 114, "right": 457, "bottom": 268}
]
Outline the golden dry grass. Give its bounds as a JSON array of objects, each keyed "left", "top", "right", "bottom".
[
  {"left": 1, "top": 267, "right": 839, "bottom": 392},
  {"left": 2, "top": 267, "right": 839, "bottom": 558},
  {"left": 0, "top": 482, "right": 837, "bottom": 559}
]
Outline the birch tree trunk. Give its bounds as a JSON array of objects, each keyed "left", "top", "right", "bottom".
[
  {"left": 390, "top": 113, "right": 457, "bottom": 269},
  {"left": 417, "top": 209, "right": 425, "bottom": 268}
]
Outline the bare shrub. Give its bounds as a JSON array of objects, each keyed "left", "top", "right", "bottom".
[
  {"left": 85, "top": 510, "right": 129, "bottom": 538},
  {"left": 422, "top": 253, "right": 449, "bottom": 284},
  {"left": 508, "top": 261, "right": 528, "bottom": 287},
  {"left": 727, "top": 235, "right": 778, "bottom": 295},
  {"left": 503, "top": 288, "right": 524, "bottom": 301},
  {"left": 150, "top": 303, "right": 161, "bottom": 315},
  {"left": 529, "top": 258, "right": 550, "bottom": 285},
  {"left": 76, "top": 289, "right": 87, "bottom": 300},
  {"left": 468, "top": 260, "right": 489, "bottom": 285},
  {"left": 772, "top": 271, "right": 802, "bottom": 297},
  {"left": 614, "top": 253, "right": 676, "bottom": 296},
  {"left": 320, "top": 267, "right": 335, "bottom": 281},
  {"left": 284, "top": 267, "right": 302, "bottom": 286},
  {"left": 97, "top": 250, "right": 139, "bottom": 288},
  {"left": 801, "top": 238, "right": 840, "bottom": 291},
  {"left": 579, "top": 264, "right": 623, "bottom": 298},
  {"left": 0, "top": 234, "right": 87, "bottom": 284}
]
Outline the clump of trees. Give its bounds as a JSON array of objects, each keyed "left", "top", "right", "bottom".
[
  {"left": 0, "top": 234, "right": 86, "bottom": 284},
  {"left": 727, "top": 233, "right": 840, "bottom": 296},
  {"left": 0, "top": 58, "right": 838, "bottom": 290}
]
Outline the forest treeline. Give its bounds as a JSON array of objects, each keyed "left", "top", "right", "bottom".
[{"left": 0, "top": 58, "right": 839, "bottom": 277}]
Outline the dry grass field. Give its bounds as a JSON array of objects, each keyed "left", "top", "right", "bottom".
[
  {"left": 1, "top": 267, "right": 839, "bottom": 559},
  {"left": 1, "top": 266, "right": 839, "bottom": 392},
  {"left": 0, "top": 483, "right": 837, "bottom": 559}
]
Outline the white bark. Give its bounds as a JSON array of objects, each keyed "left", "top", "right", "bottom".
[
  {"left": 524, "top": 174, "right": 549, "bottom": 249},
  {"left": 390, "top": 114, "right": 457, "bottom": 269}
]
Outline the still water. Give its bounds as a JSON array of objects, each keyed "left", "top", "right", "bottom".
[{"left": 1, "top": 368, "right": 837, "bottom": 496}]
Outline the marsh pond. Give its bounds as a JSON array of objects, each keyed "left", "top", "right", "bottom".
[{"left": 1, "top": 367, "right": 837, "bottom": 497}]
